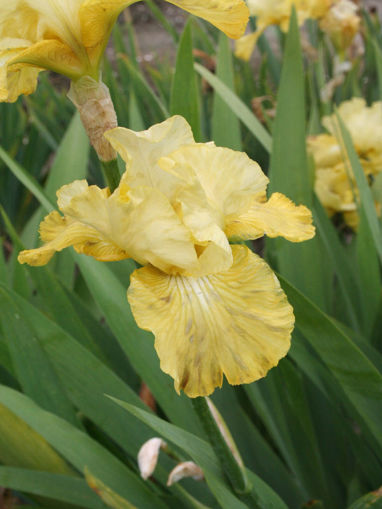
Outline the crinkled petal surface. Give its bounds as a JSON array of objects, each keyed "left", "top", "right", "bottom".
[
  {"left": 225, "top": 192, "right": 315, "bottom": 242},
  {"left": 166, "top": 0, "right": 249, "bottom": 39},
  {"left": 18, "top": 210, "right": 129, "bottom": 266},
  {"left": 159, "top": 144, "right": 269, "bottom": 222},
  {"left": 128, "top": 245, "right": 294, "bottom": 397},
  {"left": 19, "top": 180, "right": 198, "bottom": 274},
  {"left": 105, "top": 116, "right": 195, "bottom": 199}
]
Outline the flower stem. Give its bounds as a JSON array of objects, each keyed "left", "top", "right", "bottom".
[
  {"left": 101, "top": 158, "right": 121, "bottom": 193},
  {"left": 191, "top": 396, "right": 251, "bottom": 496}
]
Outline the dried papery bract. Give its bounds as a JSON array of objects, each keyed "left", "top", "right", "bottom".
[
  {"left": 206, "top": 397, "right": 244, "bottom": 468},
  {"left": 68, "top": 76, "right": 117, "bottom": 162}
]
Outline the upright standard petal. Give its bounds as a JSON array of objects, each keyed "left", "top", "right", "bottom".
[
  {"left": 225, "top": 192, "right": 315, "bottom": 242},
  {"left": 105, "top": 116, "right": 195, "bottom": 199},
  {"left": 166, "top": 0, "right": 249, "bottom": 39},
  {"left": 159, "top": 144, "right": 269, "bottom": 222},
  {"left": 128, "top": 245, "right": 294, "bottom": 397}
]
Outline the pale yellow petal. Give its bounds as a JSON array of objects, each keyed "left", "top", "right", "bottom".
[
  {"left": 322, "top": 99, "right": 382, "bottom": 159},
  {"left": 225, "top": 192, "right": 315, "bottom": 242},
  {"left": 119, "top": 187, "right": 198, "bottom": 273},
  {"left": 54, "top": 181, "right": 198, "bottom": 273},
  {"left": 315, "top": 165, "right": 357, "bottom": 213},
  {"left": 105, "top": 116, "right": 195, "bottom": 199},
  {"left": 56, "top": 180, "right": 91, "bottom": 212},
  {"left": 128, "top": 245, "right": 294, "bottom": 397},
  {"left": 307, "top": 134, "right": 342, "bottom": 169},
  {"left": 159, "top": 144, "right": 269, "bottom": 222},
  {"left": 173, "top": 179, "right": 232, "bottom": 275},
  {"left": 166, "top": 0, "right": 249, "bottom": 39}
]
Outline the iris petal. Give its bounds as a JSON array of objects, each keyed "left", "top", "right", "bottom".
[
  {"left": 225, "top": 192, "right": 315, "bottom": 242},
  {"left": 128, "top": 245, "right": 294, "bottom": 397}
]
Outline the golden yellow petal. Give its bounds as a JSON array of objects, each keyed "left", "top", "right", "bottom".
[
  {"left": 0, "top": 47, "right": 40, "bottom": 103},
  {"left": 9, "top": 40, "right": 84, "bottom": 79},
  {"left": 234, "top": 32, "right": 261, "bottom": 61},
  {"left": 225, "top": 192, "right": 315, "bottom": 242},
  {"left": 18, "top": 219, "right": 112, "bottom": 266},
  {"left": 105, "top": 116, "right": 195, "bottom": 199},
  {"left": 159, "top": 144, "right": 269, "bottom": 222},
  {"left": 128, "top": 245, "right": 294, "bottom": 397},
  {"left": 165, "top": 0, "right": 249, "bottom": 39},
  {"left": 79, "top": 0, "right": 134, "bottom": 68}
]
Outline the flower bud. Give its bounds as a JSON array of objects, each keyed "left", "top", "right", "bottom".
[
  {"left": 167, "top": 461, "right": 204, "bottom": 486},
  {"left": 137, "top": 437, "right": 167, "bottom": 480}
]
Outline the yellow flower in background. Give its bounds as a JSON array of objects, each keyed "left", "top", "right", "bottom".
[
  {"left": 319, "top": 0, "right": 360, "bottom": 52},
  {"left": 19, "top": 116, "right": 314, "bottom": 397},
  {"left": 0, "top": 0, "right": 249, "bottom": 103},
  {"left": 235, "top": 0, "right": 332, "bottom": 61},
  {"left": 308, "top": 98, "right": 382, "bottom": 229}
]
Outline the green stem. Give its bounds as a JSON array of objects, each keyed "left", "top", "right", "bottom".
[
  {"left": 191, "top": 397, "right": 250, "bottom": 496},
  {"left": 101, "top": 158, "right": 121, "bottom": 192}
]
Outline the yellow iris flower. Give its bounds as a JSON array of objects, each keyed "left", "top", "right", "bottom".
[
  {"left": 319, "top": 0, "right": 360, "bottom": 52},
  {"left": 19, "top": 116, "right": 314, "bottom": 397},
  {"left": 235, "top": 0, "right": 332, "bottom": 61},
  {"left": 308, "top": 98, "right": 382, "bottom": 229},
  {"left": 0, "top": 0, "right": 249, "bottom": 103}
]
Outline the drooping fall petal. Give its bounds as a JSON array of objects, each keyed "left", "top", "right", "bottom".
[
  {"left": 128, "top": 245, "right": 294, "bottom": 398},
  {"left": 166, "top": 0, "right": 249, "bottom": 39},
  {"left": 225, "top": 192, "right": 315, "bottom": 242},
  {"left": 0, "top": 48, "right": 40, "bottom": 102},
  {"left": 234, "top": 31, "right": 262, "bottom": 61}
]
